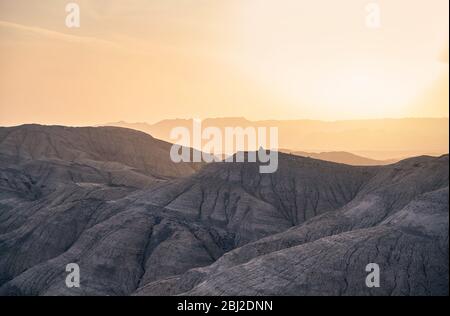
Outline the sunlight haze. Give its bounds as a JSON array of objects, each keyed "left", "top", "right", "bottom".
[{"left": 0, "top": 0, "right": 448, "bottom": 125}]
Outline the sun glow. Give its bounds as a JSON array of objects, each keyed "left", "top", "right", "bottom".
[
  {"left": 231, "top": 0, "right": 449, "bottom": 120},
  {"left": 306, "top": 64, "right": 439, "bottom": 118},
  {"left": 0, "top": 0, "right": 448, "bottom": 125}
]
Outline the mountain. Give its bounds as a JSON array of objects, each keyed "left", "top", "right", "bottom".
[
  {"left": 0, "top": 125, "right": 448, "bottom": 296},
  {"left": 102, "top": 117, "right": 449, "bottom": 160},
  {"left": 0, "top": 124, "right": 202, "bottom": 183},
  {"left": 174, "top": 187, "right": 449, "bottom": 296},
  {"left": 280, "top": 150, "right": 397, "bottom": 166},
  {"left": 135, "top": 155, "right": 449, "bottom": 296}
]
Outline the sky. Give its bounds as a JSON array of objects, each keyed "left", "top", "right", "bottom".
[{"left": 0, "top": 0, "right": 448, "bottom": 126}]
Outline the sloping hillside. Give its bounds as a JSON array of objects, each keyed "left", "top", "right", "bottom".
[{"left": 0, "top": 125, "right": 447, "bottom": 296}]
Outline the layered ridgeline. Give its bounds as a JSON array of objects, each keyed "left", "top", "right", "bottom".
[
  {"left": 0, "top": 125, "right": 448, "bottom": 296},
  {"left": 278, "top": 150, "right": 398, "bottom": 166},
  {"left": 104, "top": 118, "right": 449, "bottom": 161}
]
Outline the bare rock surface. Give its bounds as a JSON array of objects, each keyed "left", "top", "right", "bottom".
[
  {"left": 0, "top": 125, "right": 448, "bottom": 296},
  {"left": 140, "top": 187, "right": 448, "bottom": 296},
  {"left": 134, "top": 155, "right": 448, "bottom": 296},
  {"left": 0, "top": 124, "right": 201, "bottom": 181}
]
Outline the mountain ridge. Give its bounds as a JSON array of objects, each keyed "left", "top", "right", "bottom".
[
  {"left": 102, "top": 117, "right": 449, "bottom": 160},
  {"left": 0, "top": 125, "right": 447, "bottom": 296}
]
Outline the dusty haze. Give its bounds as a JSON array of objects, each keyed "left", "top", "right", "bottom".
[{"left": 0, "top": 0, "right": 449, "bottom": 127}]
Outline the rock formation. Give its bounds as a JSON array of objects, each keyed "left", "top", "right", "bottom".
[{"left": 0, "top": 125, "right": 447, "bottom": 296}]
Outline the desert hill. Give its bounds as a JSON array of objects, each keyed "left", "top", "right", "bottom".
[{"left": 0, "top": 125, "right": 447, "bottom": 296}]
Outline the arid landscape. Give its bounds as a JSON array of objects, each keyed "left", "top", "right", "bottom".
[
  {"left": 104, "top": 118, "right": 449, "bottom": 161},
  {"left": 0, "top": 0, "right": 449, "bottom": 297},
  {"left": 0, "top": 124, "right": 448, "bottom": 295}
]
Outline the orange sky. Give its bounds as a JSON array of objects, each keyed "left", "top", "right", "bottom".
[{"left": 0, "top": 0, "right": 448, "bottom": 126}]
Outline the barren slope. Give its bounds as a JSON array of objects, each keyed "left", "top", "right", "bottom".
[{"left": 0, "top": 125, "right": 447, "bottom": 296}]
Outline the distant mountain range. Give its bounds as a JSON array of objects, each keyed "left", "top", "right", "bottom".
[
  {"left": 279, "top": 150, "right": 398, "bottom": 166},
  {"left": 0, "top": 125, "right": 448, "bottom": 296},
  {"left": 102, "top": 117, "right": 449, "bottom": 161}
]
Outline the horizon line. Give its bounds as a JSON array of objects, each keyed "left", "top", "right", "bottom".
[{"left": 1, "top": 116, "right": 449, "bottom": 128}]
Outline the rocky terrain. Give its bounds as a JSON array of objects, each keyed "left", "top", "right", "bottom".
[{"left": 0, "top": 125, "right": 448, "bottom": 296}]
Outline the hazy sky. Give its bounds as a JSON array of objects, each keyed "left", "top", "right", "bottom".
[{"left": 0, "top": 0, "right": 448, "bottom": 126}]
